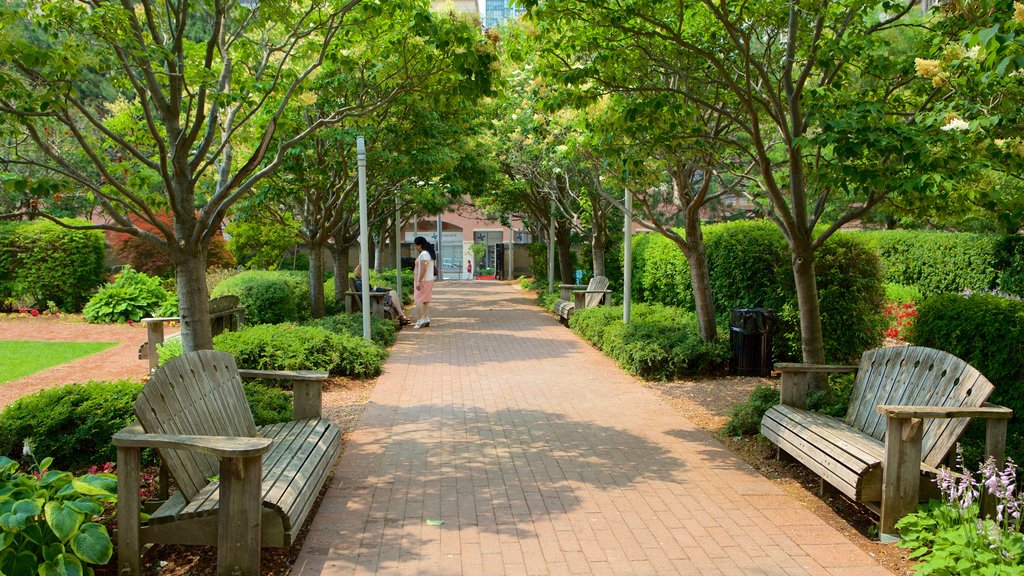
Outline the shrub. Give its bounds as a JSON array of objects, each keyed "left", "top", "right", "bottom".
[
  {"left": 213, "top": 323, "right": 387, "bottom": 378},
  {"left": 0, "top": 219, "right": 105, "bottom": 311},
  {"left": 211, "top": 270, "right": 311, "bottom": 324},
  {"left": 569, "top": 304, "right": 730, "bottom": 380},
  {"left": 995, "top": 234, "right": 1024, "bottom": 297},
  {"left": 82, "top": 266, "right": 171, "bottom": 323},
  {"left": 856, "top": 230, "right": 1003, "bottom": 297},
  {"left": 909, "top": 293, "right": 1024, "bottom": 465},
  {"left": 722, "top": 384, "right": 780, "bottom": 437},
  {"left": 632, "top": 221, "right": 885, "bottom": 363},
  {"left": 806, "top": 373, "right": 855, "bottom": 419},
  {"left": 885, "top": 283, "right": 923, "bottom": 305},
  {"left": 305, "top": 314, "right": 397, "bottom": 348},
  {"left": 0, "top": 457, "right": 116, "bottom": 573},
  {"left": 108, "top": 211, "right": 234, "bottom": 277},
  {"left": 0, "top": 379, "right": 293, "bottom": 470},
  {"left": 156, "top": 339, "right": 184, "bottom": 366}
]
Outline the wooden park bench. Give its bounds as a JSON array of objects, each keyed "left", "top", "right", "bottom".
[
  {"left": 113, "top": 350, "right": 341, "bottom": 575},
  {"left": 554, "top": 275, "right": 611, "bottom": 321},
  {"left": 760, "top": 346, "right": 1011, "bottom": 541},
  {"left": 139, "top": 295, "right": 245, "bottom": 371},
  {"left": 344, "top": 277, "right": 395, "bottom": 321}
]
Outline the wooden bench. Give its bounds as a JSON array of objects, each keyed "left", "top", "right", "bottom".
[
  {"left": 139, "top": 295, "right": 245, "bottom": 371},
  {"left": 114, "top": 350, "right": 342, "bottom": 576},
  {"left": 760, "top": 346, "right": 1011, "bottom": 541},
  {"left": 554, "top": 275, "right": 611, "bottom": 321},
  {"left": 344, "top": 277, "right": 395, "bottom": 320}
]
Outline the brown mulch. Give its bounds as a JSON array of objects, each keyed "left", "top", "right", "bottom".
[
  {"left": 0, "top": 315, "right": 152, "bottom": 407},
  {"left": 644, "top": 375, "right": 916, "bottom": 576}
]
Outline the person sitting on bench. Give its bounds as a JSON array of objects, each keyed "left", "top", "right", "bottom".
[{"left": 353, "top": 265, "right": 410, "bottom": 326}]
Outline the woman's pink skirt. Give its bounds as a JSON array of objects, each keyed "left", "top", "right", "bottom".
[{"left": 414, "top": 281, "right": 433, "bottom": 303}]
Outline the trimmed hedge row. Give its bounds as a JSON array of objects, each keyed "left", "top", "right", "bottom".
[
  {"left": 211, "top": 270, "right": 311, "bottom": 324},
  {"left": 0, "top": 219, "right": 106, "bottom": 312},
  {"left": 632, "top": 221, "right": 885, "bottom": 363},
  {"left": 0, "top": 380, "right": 291, "bottom": 470},
  {"left": 909, "top": 293, "right": 1024, "bottom": 465},
  {"left": 569, "top": 304, "right": 730, "bottom": 380}
]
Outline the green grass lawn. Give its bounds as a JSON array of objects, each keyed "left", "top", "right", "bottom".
[{"left": 0, "top": 340, "right": 119, "bottom": 384}]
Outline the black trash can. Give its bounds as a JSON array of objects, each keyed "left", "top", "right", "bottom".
[{"left": 730, "top": 308, "right": 777, "bottom": 376}]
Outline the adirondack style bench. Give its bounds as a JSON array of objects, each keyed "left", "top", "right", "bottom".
[
  {"left": 139, "top": 295, "right": 245, "bottom": 371},
  {"left": 760, "top": 346, "right": 1011, "bottom": 540},
  {"left": 114, "top": 350, "right": 342, "bottom": 575},
  {"left": 554, "top": 275, "right": 612, "bottom": 321},
  {"left": 344, "top": 277, "right": 395, "bottom": 320}
]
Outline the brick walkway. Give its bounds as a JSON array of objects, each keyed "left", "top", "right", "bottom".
[{"left": 294, "top": 282, "right": 892, "bottom": 576}]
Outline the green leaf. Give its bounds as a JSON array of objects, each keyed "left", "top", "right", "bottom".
[
  {"left": 69, "top": 476, "right": 115, "bottom": 497},
  {"left": 69, "top": 524, "right": 112, "bottom": 565},
  {"left": 38, "top": 553, "right": 83, "bottom": 576},
  {"left": 0, "top": 513, "right": 27, "bottom": 531},
  {"left": 12, "top": 499, "right": 40, "bottom": 516},
  {"left": 63, "top": 499, "right": 101, "bottom": 517},
  {"left": 9, "top": 551, "right": 35, "bottom": 576},
  {"left": 22, "top": 522, "right": 43, "bottom": 544},
  {"left": 38, "top": 458, "right": 53, "bottom": 471},
  {"left": 45, "top": 502, "right": 83, "bottom": 542},
  {"left": 43, "top": 543, "right": 63, "bottom": 563}
]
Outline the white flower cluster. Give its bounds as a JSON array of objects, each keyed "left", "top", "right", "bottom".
[{"left": 941, "top": 117, "right": 971, "bottom": 132}]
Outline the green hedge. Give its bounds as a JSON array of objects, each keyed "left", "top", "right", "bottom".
[
  {"left": 855, "top": 230, "right": 1007, "bottom": 297},
  {"left": 304, "top": 314, "right": 397, "bottom": 348},
  {"left": 0, "top": 380, "right": 290, "bottom": 470},
  {"left": 908, "top": 293, "right": 1024, "bottom": 465},
  {"left": 213, "top": 323, "right": 387, "bottom": 378},
  {"left": 211, "top": 270, "right": 311, "bottom": 324},
  {"left": 0, "top": 219, "right": 106, "bottom": 311},
  {"left": 569, "top": 304, "right": 730, "bottom": 380},
  {"left": 632, "top": 221, "right": 885, "bottom": 363}
]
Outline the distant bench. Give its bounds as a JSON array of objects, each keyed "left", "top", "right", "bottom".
[
  {"left": 554, "top": 275, "right": 611, "bottom": 321},
  {"left": 344, "top": 278, "right": 396, "bottom": 321},
  {"left": 138, "top": 295, "right": 244, "bottom": 371}
]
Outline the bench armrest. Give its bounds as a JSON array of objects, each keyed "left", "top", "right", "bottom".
[
  {"left": 237, "top": 369, "right": 329, "bottom": 382},
  {"left": 238, "top": 369, "right": 328, "bottom": 420},
  {"left": 572, "top": 289, "right": 613, "bottom": 295},
  {"left": 775, "top": 363, "right": 859, "bottom": 373},
  {"left": 876, "top": 402, "right": 1012, "bottom": 419},
  {"left": 558, "top": 284, "right": 586, "bottom": 290},
  {"left": 142, "top": 316, "right": 180, "bottom": 323},
  {"left": 113, "top": 423, "right": 272, "bottom": 458}
]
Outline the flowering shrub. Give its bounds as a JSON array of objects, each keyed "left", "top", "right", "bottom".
[
  {"left": 883, "top": 302, "right": 918, "bottom": 340},
  {"left": 897, "top": 447, "right": 1023, "bottom": 574}
]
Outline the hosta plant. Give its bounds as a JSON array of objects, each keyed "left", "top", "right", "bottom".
[
  {"left": 0, "top": 456, "right": 116, "bottom": 575},
  {"left": 82, "top": 266, "right": 170, "bottom": 324}
]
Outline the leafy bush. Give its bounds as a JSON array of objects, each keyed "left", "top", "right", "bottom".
[
  {"left": 0, "top": 457, "right": 116, "bottom": 574},
  {"left": 632, "top": 221, "right": 885, "bottom": 363},
  {"left": 996, "top": 234, "right": 1024, "bottom": 297},
  {"left": 211, "top": 270, "right": 311, "bottom": 324},
  {"left": 156, "top": 293, "right": 179, "bottom": 317},
  {"left": 885, "top": 283, "right": 923, "bottom": 305},
  {"left": 909, "top": 293, "right": 1024, "bottom": 465},
  {"left": 806, "top": 373, "right": 855, "bottom": 419},
  {"left": 108, "top": 211, "right": 234, "bottom": 277},
  {"left": 518, "top": 276, "right": 535, "bottom": 290},
  {"left": 0, "top": 379, "right": 293, "bottom": 470},
  {"left": 82, "top": 266, "right": 171, "bottom": 323},
  {"left": 857, "top": 230, "right": 1004, "bottom": 297},
  {"left": 0, "top": 219, "right": 105, "bottom": 312},
  {"left": 569, "top": 304, "right": 730, "bottom": 380},
  {"left": 537, "top": 289, "right": 559, "bottom": 312},
  {"left": 305, "top": 314, "right": 397, "bottom": 348},
  {"left": 722, "top": 384, "right": 780, "bottom": 437},
  {"left": 156, "top": 339, "right": 184, "bottom": 366},
  {"left": 212, "top": 323, "right": 387, "bottom": 378}
]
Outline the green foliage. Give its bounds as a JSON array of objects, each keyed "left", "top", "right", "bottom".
[
  {"left": 885, "top": 283, "right": 923, "bottom": 305},
  {"left": 806, "top": 373, "right": 856, "bottom": 419},
  {"left": 896, "top": 499, "right": 1023, "bottom": 575},
  {"left": 722, "top": 385, "right": 780, "bottom": 437},
  {"left": 632, "top": 221, "right": 885, "bottom": 363},
  {"left": 156, "top": 339, "right": 183, "bottom": 366},
  {"left": 856, "top": 230, "right": 1008, "bottom": 297},
  {"left": 537, "top": 289, "right": 559, "bottom": 311},
  {"left": 305, "top": 314, "right": 398, "bottom": 348},
  {"left": 82, "top": 267, "right": 170, "bottom": 323},
  {"left": 213, "top": 323, "right": 387, "bottom": 378},
  {"left": 909, "top": 293, "right": 1024, "bottom": 465},
  {"left": 995, "top": 235, "right": 1024, "bottom": 297},
  {"left": 225, "top": 219, "right": 298, "bottom": 270},
  {"left": 211, "top": 270, "right": 311, "bottom": 324},
  {"left": 569, "top": 304, "right": 730, "bottom": 380},
  {"left": 518, "top": 276, "right": 535, "bottom": 290},
  {"left": 0, "top": 457, "right": 116, "bottom": 574},
  {"left": 242, "top": 382, "right": 292, "bottom": 426},
  {"left": 0, "top": 380, "right": 143, "bottom": 470},
  {"left": 156, "top": 294, "right": 179, "bottom": 318},
  {"left": 0, "top": 219, "right": 105, "bottom": 312}
]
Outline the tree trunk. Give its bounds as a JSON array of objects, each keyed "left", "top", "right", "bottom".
[
  {"left": 592, "top": 242, "right": 606, "bottom": 278},
  {"left": 674, "top": 230, "right": 716, "bottom": 341},
  {"left": 309, "top": 243, "right": 325, "bottom": 319},
  {"left": 373, "top": 235, "right": 382, "bottom": 273},
  {"left": 555, "top": 220, "right": 573, "bottom": 284},
  {"left": 174, "top": 250, "right": 212, "bottom": 352},
  {"left": 791, "top": 246, "right": 826, "bottom": 364},
  {"left": 331, "top": 242, "right": 351, "bottom": 307}
]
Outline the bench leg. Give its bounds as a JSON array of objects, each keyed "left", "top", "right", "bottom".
[
  {"left": 146, "top": 322, "right": 164, "bottom": 372},
  {"left": 117, "top": 446, "right": 141, "bottom": 576},
  {"left": 292, "top": 380, "right": 323, "bottom": 420},
  {"left": 982, "top": 418, "right": 1009, "bottom": 520},
  {"left": 880, "top": 416, "right": 922, "bottom": 542},
  {"left": 218, "top": 455, "right": 262, "bottom": 576}
]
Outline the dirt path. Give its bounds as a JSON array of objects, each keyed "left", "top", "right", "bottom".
[{"left": 0, "top": 315, "right": 153, "bottom": 407}]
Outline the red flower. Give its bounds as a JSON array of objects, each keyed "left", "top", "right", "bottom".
[{"left": 30, "top": 309, "right": 40, "bottom": 316}]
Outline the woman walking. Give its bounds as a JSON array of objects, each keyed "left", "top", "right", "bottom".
[{"left": 413, "top": 236, "right": 436, "bottom": 329}]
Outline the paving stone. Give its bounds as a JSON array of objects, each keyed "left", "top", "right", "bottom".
[{"left": 294, "top": 282, "right": 892, "bottom": 575}]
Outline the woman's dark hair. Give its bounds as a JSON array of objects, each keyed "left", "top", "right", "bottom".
[{"left": 413, "top": 236, "right": 437, "bottom": 262}]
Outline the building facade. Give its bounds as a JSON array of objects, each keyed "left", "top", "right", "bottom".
[{"left": 484, "top": 0, "right": 523, "bottom": 28}]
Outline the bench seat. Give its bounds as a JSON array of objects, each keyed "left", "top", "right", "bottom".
[
  {"left": 144, "top": 418, "right": 341, "bottom": 547},
  {"left": 555, "top": 277, "right": 610, "bottom": 321}
]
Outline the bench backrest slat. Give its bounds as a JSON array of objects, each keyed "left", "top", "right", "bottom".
[
  {"left": 585, "top": 276, "right": 609, "bottom": 308},
  {"left": 134, "top": 350, "right": 258, "bottom": 500},
  {"left": 844, "top": 346, "right": 994, "bottom": 467}
]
